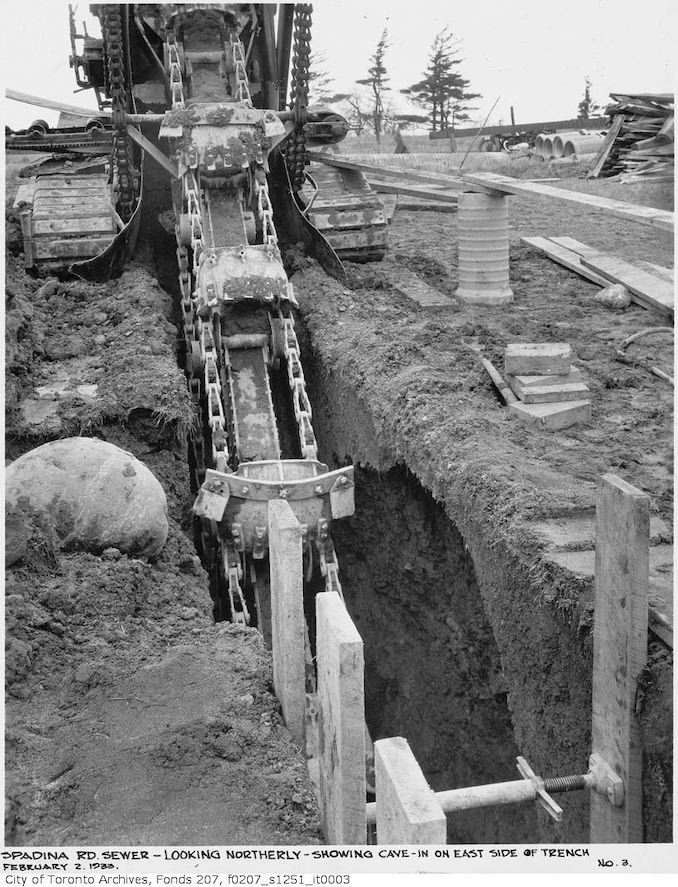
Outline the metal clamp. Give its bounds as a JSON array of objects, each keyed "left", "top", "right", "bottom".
[
  {"left": 516, "top": 756, "right": 564, "bottom": 822},
  {"left": 586, "top": 753, "right": 624, "bottom": 807}
]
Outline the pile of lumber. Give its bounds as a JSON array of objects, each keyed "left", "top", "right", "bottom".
[
  {"left": 503, "top": 344, "right": 592, "bottom": 431},
  {"left": 588, "top": 92, "right": 674, "bottom": 181}
]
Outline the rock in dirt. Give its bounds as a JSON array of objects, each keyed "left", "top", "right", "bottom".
[
  {"left": 595, "top": 283, "right": 632, "bottom": 309},
  {"left": 4, "top": 504, "right": 31, "bottom": 566},
  {"left": 5, "top": 438, "right": 169, "bottom": 560}
]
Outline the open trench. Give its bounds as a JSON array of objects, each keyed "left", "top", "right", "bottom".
[
  {"left": 140, "top": 157, "right": 672, "bottom": 845},
  {"left": 139, "top": 162, "right": 544, "bottom": 842}
]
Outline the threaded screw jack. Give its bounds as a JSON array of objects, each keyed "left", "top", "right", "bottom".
[{"left": 543, "top": 774, "right": 588, "bottom": 794}]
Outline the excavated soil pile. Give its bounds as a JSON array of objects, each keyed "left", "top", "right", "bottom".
[
  {"left": 4, "top": 209, "right": 321, "bottom": 846},
  {"left": 291, "top": 178, "right": 673, "bottom": 843}
]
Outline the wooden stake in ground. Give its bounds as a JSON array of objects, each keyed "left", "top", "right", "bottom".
[
  {"left": 268, "top": 500, "right": 305, "bottom": 750},
  {"left": 590, "top": 474, "right": 649, "bottom": 842},
  {"left": 374, "top": 737, "right": 446, "bottom": 844},
  {"left": 316, "top": 592, "right": 366, "bottom": 844}
]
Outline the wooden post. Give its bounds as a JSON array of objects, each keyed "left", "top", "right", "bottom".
[
  {"left": 316, "top": 591, "right": 366, "bottom": 844},
  {"left": 268, "top": 500, "right": 305, "bottom": 750},
  {"left": 590, "top": 474, "right": 649, "bottom": 842},
  {"left": 374, "top": 737, "right": 447, "bottom": 844}
]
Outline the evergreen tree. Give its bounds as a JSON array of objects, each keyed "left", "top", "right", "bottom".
[
  {"left": 578, "top": 76, "right": 602, "bottom": 120},
  {"left": 356, "top": 28, "right": 390, "bottom": 143},
  {"left": 401, "top": 29, "right": 480, "bottom": 133},
  {"left": 307, "top": 51, "right": 334, "bottom": 104}
]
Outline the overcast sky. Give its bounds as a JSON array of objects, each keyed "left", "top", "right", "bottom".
[{"left": 2, "top": 0, "right": 675, "bottom": 130}]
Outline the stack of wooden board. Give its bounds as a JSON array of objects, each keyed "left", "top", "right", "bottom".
[
  {"left": 520, "top": 235, "right": 674, "bottom": 319},
  {"left": 588, "top": 92, "right": 674, "bottom": 181},
  {"left": 504, "top": 344, "right": 592, "bottom": 430}
]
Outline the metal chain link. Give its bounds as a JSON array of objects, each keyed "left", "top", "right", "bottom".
[
  {"left": 163, "top": 12, "right": 346, "bottom": 618},
  {"left": 101, "top": 5, "right": 135, "bottom": 219},
  {"left": 229, "top": 33, "right": 252, "bottom": 105},
  {"left": 286, "top": 4, "right": 312, "bottom": 190},
  {"left": 282, "top": 315, "right": 318, "bottom": 460}
]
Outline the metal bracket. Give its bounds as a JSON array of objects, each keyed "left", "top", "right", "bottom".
[
  {"left": 230, "top": 521, "right": 244, "bottom": 553},
  {"left": 329, "top": 473, "right": 355, "bottom": 519},
  {"left": 192, "top": 473, "right": 229, "bottom": 521},
  {"left": 586, "top": 753, "right": 624, "bottom": 807},
  {"left": 516, "top": 756, "right": 564, "bottom": 822},
  {"left": 252, "top": 526, "right": 267, "bottom": 560}
]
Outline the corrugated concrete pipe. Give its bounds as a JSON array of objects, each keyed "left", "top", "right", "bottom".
[
  {"left": 552, "top": 131, "right": 583, "bottom": 158},
  {"left": 542, "top": 136, "right": 554, "bottom": 159},
  {"left": 455, "top": 192, "right": 513, "bottom": 305},
  {"left": 534, "top": 133, "right": 546, "bottom": 155},
  {"left": 563, "top": 134, "right": 605, "bottom": 157}
]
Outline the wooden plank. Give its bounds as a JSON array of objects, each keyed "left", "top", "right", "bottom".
[
  {"left": 374, "top": 737, "right": 447, "bottom": 844},
  {"left": 268, "top": 500, "right": 305, "bottom": 750},
  {"left": 551, "top": 237, "right": 674, "bottom": 285},
  {"left": 547, "top": 238, "right": 674, "bottom": 310},
  {"left": 510, "top": 365, "right": 583, "bottom": 390},
  {"left": 581, "top": 253, "right": 674, "bottom": 317},
  {"left": 461, "top": 171, "right": 674, "bottom": 233},
  {"left": 505, "top": 343, "right": 572, "bottom": 376},
  {"left": 368, "top": 179, "right": 459, "bottom": 204},
  {"left": 507, "top": 371, "right": 589, "bottom": 404},
  {"left": 590, "top": 474, "right": 649, "bottom": 843},
  {"left": 637, "top": 261, "right": 674, "bottom": 284},
  {"left": 126, "top": 124, "right": 179, "bottom": 178},
  {"left": 392, "top": 269, "right": 453, "bottom": 309},
  {"left": 307, "top": 149, "right": 466, "bottom": 191},
  {"left": 316, "top": 592, "right": 366, "bottom": 844},
  {"left": 508, "top": 398, "right": 591, "bottom": 430},
  {"left": 32, "top": 218, "right": 115, "bottom": 235},
  {"left": 521, "top": 236, "right": 608, "bottom": 287},
  {"left": 549, "top": 236, "right": 599, "bottom": 258},
  {"left": 587, "top": 114, "right": 626, "bottom": 179}
]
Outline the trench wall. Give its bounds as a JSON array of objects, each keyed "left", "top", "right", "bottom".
[{"left": 301, "top": 320, "right": 596, "bottom": 843}]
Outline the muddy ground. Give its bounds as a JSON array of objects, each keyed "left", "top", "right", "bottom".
[{"left": 4, "top": 152, "right": 673, "bottom": 846}]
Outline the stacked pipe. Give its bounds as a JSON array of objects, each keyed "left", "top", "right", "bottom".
[
  {"left": 535, "top": 131, "right": 605, "bottom": 159},
  {"left": 561, "top": 133, "right": 606, "bottom": 156}
]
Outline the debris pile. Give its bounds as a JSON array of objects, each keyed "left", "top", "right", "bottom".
[{"left": 588, "top": 92, "right": 674, "bottom": 181}]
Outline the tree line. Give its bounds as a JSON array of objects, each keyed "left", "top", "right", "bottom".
[
  {"left": 309, "top": 27, "right": 480, "bottom": 143},
  {"left": 309, "top": 28, "right": 604, "bottom": 143}
]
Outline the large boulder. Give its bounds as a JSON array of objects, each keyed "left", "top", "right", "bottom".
[{"left": 5, "top": 438, "right": 169, "bottom": 560}]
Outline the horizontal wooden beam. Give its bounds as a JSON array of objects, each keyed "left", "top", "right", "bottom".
[
  {"left": 126, "top": 125, "right": 179, "bottom": 178},
  {"left": 461, "top": 171, "right": 674, "bottom": 232},
  {"left": 521, "top": 236, "right": 609, "bottom": 287},
  {"left": 368, "top": 179, "right": 458, "bottom": 205},
  {"left": 307, "top": 149, "right": 466, "bottom": 191},
  {"left": 581, "top": 253, "right": 674, "bottom": 318},
  {"left": 6, "top": 89, "right": 164, "bottom": 125}
]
